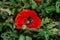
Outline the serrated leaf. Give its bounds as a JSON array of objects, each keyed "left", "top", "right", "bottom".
[
  {"left": 46, "top": 0, "right": 52, "bottom": 4},
  {"left": 10, "top": 0, "right": 16, "bottom": 5},
  {"left": 30, "top": 0, "right": 37, "bottom": 9},
  {"left": 11, "top": 8, "right": 15, "bottom": 15},
  {"left": 24, "top": 3, "right": 30, "bottom": 8},
  {"left": 45, "top": 6, "right": 55, "bottom": 13},
  {"left": 1, "top": 11, "right": 9, "bottom": 19}
]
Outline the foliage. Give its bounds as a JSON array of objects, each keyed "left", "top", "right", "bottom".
[{"left": 0, "top": 0, "right": 60, "bottom": 40}]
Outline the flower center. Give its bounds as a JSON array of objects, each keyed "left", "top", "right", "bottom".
[{"left": 24, "top": 17, "right": 33, "bottom": 24}]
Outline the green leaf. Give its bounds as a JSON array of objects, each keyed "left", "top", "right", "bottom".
[
  {"left": 11, "top": 8, "right": 15, "bottom": 15},
  {"left": 1, "top": 31, "right": 18, "bottom": 40},
  {"left": 19, "top": 35, "right": 25, "bottom": 40},
  {"left": 26, "top": 36, "right": 32, "bottom": 40},
  {"left": 21, "top": 0, "right": 27, "bottom": 4},
  {"left": 0, "top": 22, "right": 3, "bottom": 31},
  {"left": 30, "top": 0, "right": 37, "bottom": 9},
  {"left": 47, "top": 22, "right": 59, "bottom": 29},
  {"left": 1, "top": 11, "right": 9, "bottom": 19},
  {"left": 3, "top": 22, "right": 13, "bottom": 31},
  {"left": 46, "top": 0, "right": 52, "bottom": 4},
  {"left": 10, "top": 0, "right": 16, "bottom": 5},
  {"left": 45, "top": 6, "right": 55, "bottom": 13},
  {"left": 45, "top": 34, "right": 49, "bottom": 40},
  {"left": 56, "top": 1, "right": 60, "bottom": 13},
  {"left": 41, "top": 17, "right": 52, "bottom": 25},
  {"left": 24, "top": 3, "right": 30, "bottom": 8}
]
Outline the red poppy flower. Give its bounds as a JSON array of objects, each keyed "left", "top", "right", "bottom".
[
  {"left": 15, "top": 9, "right": 42, "bottom": 29},
  {"left": 35, "top": 0, "right": 41, "bottom": 3}
]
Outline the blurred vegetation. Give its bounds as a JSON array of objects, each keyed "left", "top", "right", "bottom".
[{"left": 0, "top": 0, "right": 60, "bottom": 40}]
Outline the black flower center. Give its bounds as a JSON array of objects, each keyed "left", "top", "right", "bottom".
[{"left": 24, "top": 17, "right": 33, "bottom": 24}]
